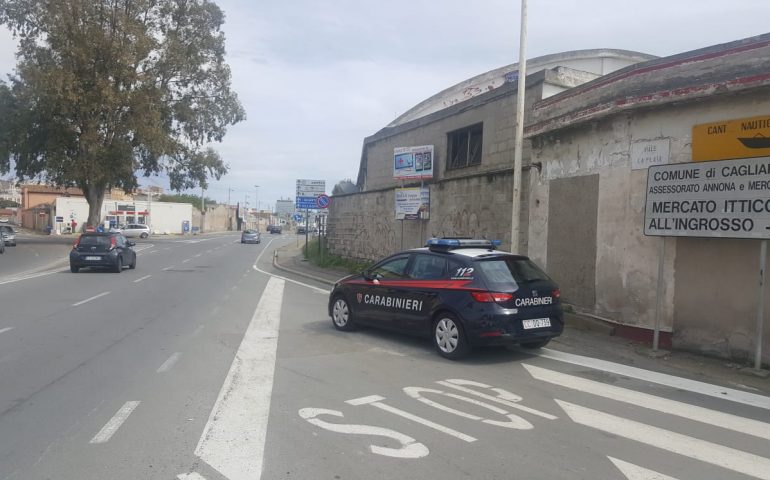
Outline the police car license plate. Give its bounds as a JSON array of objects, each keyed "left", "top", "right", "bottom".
[
  {"left": 85, "top": 256, "right": 101, "bottom": 261},
  {"left": 522, "top": 318, "right": 551, "bottom": 329}
]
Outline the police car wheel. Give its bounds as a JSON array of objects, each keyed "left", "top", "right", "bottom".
[
  {"left": 332, "top": 296, "right": 356, "bottom": 331},
  {"left": 520, "top": 338, "right": 551, "bottom": 349},
  {"left": 433, "top": 313, "right": 469, "bottom": 359}
]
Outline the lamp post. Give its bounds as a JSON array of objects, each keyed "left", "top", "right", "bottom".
[
  {"left": 254, "top": 185, "right": 260, "bottom": 230},
  {"left": 227, "top": 187, "right": 233, "bottom": 230},
  {"left": 510, "top": 0, "right": 528, "bottom": 253}
]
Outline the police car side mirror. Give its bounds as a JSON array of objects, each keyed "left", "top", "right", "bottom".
[{"left": 363, "top": 270, "right": 374, "bottom": 281}]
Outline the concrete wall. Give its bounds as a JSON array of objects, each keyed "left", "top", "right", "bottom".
[
  {"left": 528, "top": 90, "right": 770, "bottom": 363},
  {"left": 328, "top": 168, "right": 528, "bottom": 262}
]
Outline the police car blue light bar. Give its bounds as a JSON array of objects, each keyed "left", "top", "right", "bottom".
[{"left": 426, "top": 237, "right": 499, "bottom": 250}]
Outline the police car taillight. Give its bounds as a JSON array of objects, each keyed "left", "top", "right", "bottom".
[
  {"left": 552, "top": 289, "right": 561, "bottom": 299},
  {"left": 471, "top": 292, "right": 513, "bottom": 303}
]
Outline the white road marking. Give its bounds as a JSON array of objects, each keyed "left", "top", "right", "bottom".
[
  {"left": 192, "top": 325, "right": 204, "bottom": 336},
  {"left": 523, "top": 363, "right": 770, "bottom": 440},
  {"left": 149, "top": 250, "right": 159, "bottom": 254},
  {"left": 0, "top": 327, "right": 13, "bottom": 335},
  {"left": 194, "top": 253, "right": 202, "bottom": 257},
  {"left": 539, "top": 348, "right": 770, "bottom": 410},
  {"left": 608, "top": 457, "right": 681, "bottom": 480},
  {"left": 251, "top": 239, "right": 328, "bottom": 294},
  {"left": 177, "top": 473, "right": 208, "bottom": 480},
  {"left": 555, "top": 400, "right": 770, "bottom": 479},
  {"left": 89, "top": 401, "right": 140, "bottom": 444},
  {"left": 0, "top": 267, "right": 69, "bottom": 285},
  {"left": 194, "top": 277, "right": 285, "bottom": 480},
  {"left": 182, "top": 258, "right": 191, "bottom": 263},
  {"left": 367, "top": 347, "right": 407, "bottom": 357},
  {"left": 72, "top": 291, "right": 110, "bottom": 307},
  {"left": 345, "top": 395, "right": 477, "bottom": 442},
  {"left": 163, "top": 266, "right": 173, "bottom": 271},
  {"left": 403, "top": 386, "right": 533, "bottom": 430},
  {"left": 298, "top": 408, "right": 429, "bottom": 459},
  {"left": 157, "top": 352, "right": 182, "bottom": 373},
  {"left": 437, "top": 379, "right": 557, "bottom": 420},
  {"left": 133, "top": 274, "right": 152, "bottom": 283}
]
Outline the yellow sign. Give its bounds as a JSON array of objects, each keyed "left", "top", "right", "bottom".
[{"left": 692, "top": 115, "right": 770, "bottom": 162}]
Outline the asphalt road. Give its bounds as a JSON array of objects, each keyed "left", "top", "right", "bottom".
[{"left": 0, "top": 234, "right": 768, "bottom": 480}]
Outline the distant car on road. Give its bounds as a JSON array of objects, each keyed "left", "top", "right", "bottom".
[
  {"left": 241, "top": 229, "right": 261, "bottom": 244},
  {"left": 69, "top": 232, "right": 137, "bottom": 273},
  {"left": 296, "top": 226, "right": 306, "bottom": 234},
  {"left": 122, "top": 223, "right": 151, "bottom": 238},
  {"left": 0, "top": 225, "right": 16, "bottom": 246},
  {"left": 267, "top": 224, "right": 282, "bottom": 234},
  {"left": 0, "top": 232, "right": 5, "bottom": 254}
]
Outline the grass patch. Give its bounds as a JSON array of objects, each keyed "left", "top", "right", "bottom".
[{"left": 303, "top": 238, "right": 372, "bottom": 274}]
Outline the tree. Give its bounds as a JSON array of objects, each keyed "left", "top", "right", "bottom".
[
  {"left": 158, "top": 193, "right": 217, "bottom": 211},
  {"left": 0, "top": 0, "right": 245, "bottom": 226},
  {"left": 332, "top": 179, "right": 357, "bottom": 195},
  {"left": 0, "top": 199, "right": 20, "bottom": 208}
]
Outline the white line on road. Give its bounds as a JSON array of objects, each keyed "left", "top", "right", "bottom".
[
  {"left": 72, "top": 291, "right": 110, "bottom": 307},
  {"left": 251, "top": 239, "right": 328, "bottom": 294},
  {"left": 539, "top": 348, "right": 770, "bottom": 410},
  {"left": 192, "top": 325, "right": 205, "bottom": 336},
  {"left": 555, "top": 400, "right": 770, "bottom": 480},
  {"left": 182, "top": 258, "right": 191, "bottom": 263},
  {"left": 177, "top": 473, "right": 207, "bottom": 480},
  {"left": 133, "top": 274, "right": 152, "bottom": 283},
  {"left": 195, "top": 276, "right": 285, "bottom": 480},
  {"left": 345, "top": 395, "right": 477, "bottom": 443},
  {"left": 149, "top": 250, "right": 159, "bottom": 254},
  {"left": 608, "top": 457, "right": 681, "bottom": 480},
  {"left": 89, "top": 401, "right": 140, "bottom": 444},
  {"left": 157, "top": 352, "right": 182, "bottom": 373},
  {"left": 194, "top": 253, "right": 202, "bottom": 257},
  {"left": 523, "top": 363, "right": 770, "bottom": 440},
  {"left": 163, "top": 266, "right": 173, "bottom": 271},
  {"left": 0, "top": 327, "right": 13, "bottom": 335},
  {"left": 437, "top": 379, "right": 557, "bottom": 420}
]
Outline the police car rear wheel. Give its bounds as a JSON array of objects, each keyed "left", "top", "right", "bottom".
[
  {"left": 332, "top": 296, "right": 355, "bottom": 331},
  {"left": 433, "top": 314, "right": 469, "bottom": 359}
]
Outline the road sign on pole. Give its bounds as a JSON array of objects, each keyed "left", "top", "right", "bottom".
[{"left": 316, "top": 194, "right": 330, "bottom": 209}]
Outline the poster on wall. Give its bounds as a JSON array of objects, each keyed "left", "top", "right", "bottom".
[
  {"left": 393, "top": 145, "right": 434, "bottom": 179},
  {"left": 395, "top": 187, "right": 430, "bottom": 220}
]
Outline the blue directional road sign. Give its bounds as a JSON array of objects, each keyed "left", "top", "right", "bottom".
[
  {"left": 296, "top": 196, "right": 318, "bottom": 210},
  {"left": 316, "top": 194, "right": 330, "bottom": 209},
  {"left": 292, "top": 213, "right": 303, "bottom": 222}
]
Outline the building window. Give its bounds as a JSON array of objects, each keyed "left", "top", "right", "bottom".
[{"left": 447, "top": 123, "right": 483, "bottom": 170}]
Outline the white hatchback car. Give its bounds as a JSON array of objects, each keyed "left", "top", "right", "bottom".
[{"left": 122, "top": 223, "right": 151, "bottom": 238}]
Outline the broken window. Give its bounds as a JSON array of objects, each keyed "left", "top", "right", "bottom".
[{"left": 447, "top": 123, "right": 483, "bottom": 170}]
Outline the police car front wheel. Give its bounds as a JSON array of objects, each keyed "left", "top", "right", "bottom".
[
  {"left": 332, "top": 296, "right": 356, "bottom": 331},
  {"left": 433, "top": 313, "right": 469, "bottom": 359}
]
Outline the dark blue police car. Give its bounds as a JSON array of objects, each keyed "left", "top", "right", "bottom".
[{"left": 328, "top": 238, "right": 563, "bottom": 359}]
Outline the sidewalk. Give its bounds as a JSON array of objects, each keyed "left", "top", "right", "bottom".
[{"left": 272, "top": 243, "right": 770, "bottom": 394}]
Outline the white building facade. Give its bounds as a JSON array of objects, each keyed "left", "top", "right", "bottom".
[{"left": 54, "top": 197, "right": 193, "bottom": 234}]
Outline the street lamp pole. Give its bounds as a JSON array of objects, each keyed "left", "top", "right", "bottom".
[
  {"left": 510, "top": 0, "right": 528, "bottom": 253},
  {"left": 227, "top": 187, "right": 233, "bottom": 230},
  {"left": 254, "top": 185, "right": 260, "bottom": 230}
]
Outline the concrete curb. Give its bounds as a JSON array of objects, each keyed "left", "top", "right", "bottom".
[
  {"left": 564, "top": 312, "right": 616, "bottom": 335},
  {"left": 272, "top": 246, "right": 337, "bottom": 286}
]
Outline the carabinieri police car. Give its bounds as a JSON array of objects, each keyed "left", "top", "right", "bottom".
[{"left": 328, "top": 238, "right": 563, "bottom": 359}]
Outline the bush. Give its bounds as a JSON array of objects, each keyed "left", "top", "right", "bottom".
[{"left": 303, "top": 238, "right": 371, "bottom": 274}]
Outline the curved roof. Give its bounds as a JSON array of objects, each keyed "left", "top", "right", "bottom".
[{"left": 387, "top": 49, "right": 656, "bottom": 127}]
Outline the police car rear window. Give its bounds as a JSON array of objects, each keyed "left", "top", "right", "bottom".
[{"left": 475, "top": 258, "right": 551, "bottom": 290}]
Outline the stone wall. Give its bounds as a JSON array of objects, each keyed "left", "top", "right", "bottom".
[{"left": 327, "top": 168, "right": 529, "bottom": 262}]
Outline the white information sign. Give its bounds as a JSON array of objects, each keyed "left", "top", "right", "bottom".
[
  {"left": 631, "top": 139, "right": 670, "bottom": 170},
  {"left": 296, "top": 179, "right": 326, "bottom": 196},
  {"left": 395, "top": 187, "right": 430, "bottom": 220},
  {"left": 644, "top": 156, "right": 770, "bottom": 238},
  {"left": 394, "top": 145, "right": 434, "bottom": 180}
]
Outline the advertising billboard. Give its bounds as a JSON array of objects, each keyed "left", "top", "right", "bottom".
[
  {"left": 393, "top": 146, "right": 434, "bottom": 180},
  {"left": 395, "top": 187, "right": 430, "bottom": 220}
]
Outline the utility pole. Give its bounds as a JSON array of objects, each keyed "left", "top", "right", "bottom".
[
  {"left": 227, "top": 187, "right": 233, "bottom": 231},
  {"left": 254, "top": 185, "right": 259, "bottom": 230},
  {"left": 200, "top": 187, "right": 205, "bottom": 233},
  {"left": 510, "top": 0, "right": 528, "bottom": 253}
]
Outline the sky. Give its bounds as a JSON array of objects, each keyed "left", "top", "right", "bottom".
[{"left": 1, "top": 0, "right": 768, "bottom": 209}]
